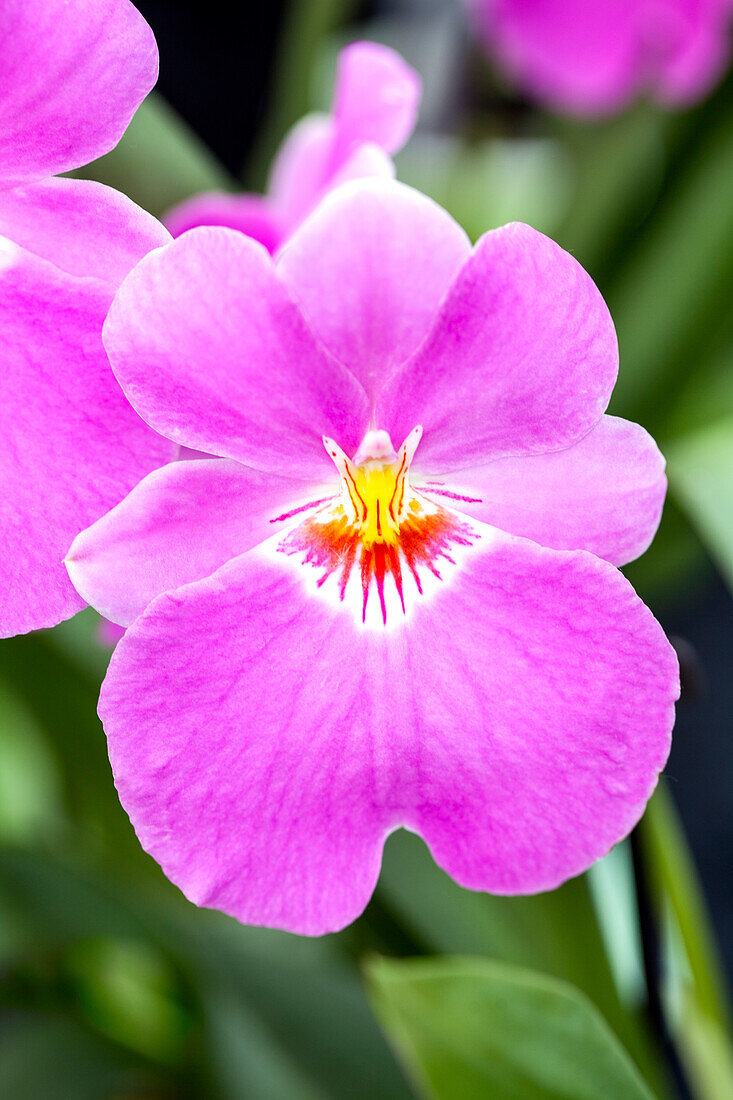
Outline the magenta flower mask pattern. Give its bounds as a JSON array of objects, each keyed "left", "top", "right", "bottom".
[{"left": 67, "top": 180, "right": 679, "bottom": 935}]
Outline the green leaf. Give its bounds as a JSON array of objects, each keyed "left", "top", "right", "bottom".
[
  {"left": 0, "top": 849, "right": 413, "bottom": 1100},
  {"left": 0, "top": 632, "right": 145, "bottom": 859},
  {"left": 376, "top": 831, "right": 662, "bottom": 1093},
  {"left": 0, "top": 678, "right": 65, "bottom": 843},
  {"left": 640, "top": 787, "right": 733, "bottom": 1100},
  {"left": 554, "top": 104, "right": 670, "bottom": 274},
  {"left": 666, "top": 416, "right": 733, "bottom": 592},
  {"left": 0, "top": 1011, "right": 158, "bottom": 1100},
  {"left": 366, "top": 956, "right": 656, "bottom": 1100},
  {"left": 605, "top": 97, "right": 733, "bottom": 428},
  {"left": 70, "top": 92, "right": 234, "bottom": 217}
]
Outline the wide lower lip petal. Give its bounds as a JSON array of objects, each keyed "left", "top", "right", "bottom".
[{"left": 99, "top": 528, "right": 678, "bottom": 935}]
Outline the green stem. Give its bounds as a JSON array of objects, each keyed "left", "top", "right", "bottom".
[{"left": 640, "top": 783, "right": 733, "bottom": 1100}]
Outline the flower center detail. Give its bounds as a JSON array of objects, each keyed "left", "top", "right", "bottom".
[{"left": 279, "top": 428, "right": 477, "bottom": 627}]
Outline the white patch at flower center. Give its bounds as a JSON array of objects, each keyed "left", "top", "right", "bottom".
[{"left": 268, "top": 428, "right": 484, "bottom": 630}]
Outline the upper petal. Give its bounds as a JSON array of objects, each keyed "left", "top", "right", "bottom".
[
  {"left": 103, "top": 227, "right": 370, "bottom": 480},
  {"left": 380, "top": 222, "right": 618, "bottom": 473},
  {"left": 421, "top": 415, "right": 666, "bottom": 566},
  {"left": 330, "top": 41, "right": 422, "bottom": 159},
  {"left": 163, "top": 192, "right": 284, "bottom": 254},
  {"left": 267, "top": 113, "right": 335, "bottom": 232},
  {"left": 267, "top": 41, "right": 419, "bottom": 237},
  {"left": 0, "top": 177, "right": 170, "bottom": 285},
  {"left": 0, "top": 240, "right": 173, "bottom": 638},
  {"left": 277, "top": 179, "right": 471, "bottom": 400},
  {"left": 67, "top": 458, "right": 332, "bottom": 626},
  {"left": 0, "top": 0, "right": 158, "bottom": 187},
  {"left": 99, "top": 524, "right": 677, "bottom": 934}
]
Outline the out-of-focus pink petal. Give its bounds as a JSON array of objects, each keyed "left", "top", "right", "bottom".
[
  {"left": 99, "top": 528, "right": 677, "bottom": 934},
  {"left": 104, "top": 227, "right": 370, "bottom": 480},
  {"left": 470, "top": 0, "right": 643, "bottom": 114},
  {"left": 163, "top": 192, "right": 284, "bottom": 253},
  {"left": 326, "top": 142, "right": 396, "bottom": 189},
  {"left": 277, "top": 180, "right": 471, "bottom": 399},
  {"left": 406, "top": 532, "right": 678, "bottom": 896},
  {"left": 267, "top": 114, "right": 335, "bottom": 232},
  {"left": 67, "top": 459, "right": 332, "bottom": 626},
  {"left": 382, "top": 221, "right": 618, "bottom": 473},
  {"left": 0, "top": 241, "right": 173, "bottom": 638},
  {"left": 655, "top": 0, "right": 732, "bottom": 103},
  {"left": 330, "top": 41, "right": 422, "bottom": 160},
  {"left": 0, "top": 177, "right": 169, "bottom": 284},
  {"left": 0, "top": 0, "right": 158, "bottom": 188},
  {"left": 423, "top": 416, "right": 667, "bottom": 567}
]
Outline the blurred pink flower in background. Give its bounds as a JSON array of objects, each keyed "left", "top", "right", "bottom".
[
  {"left": 0, "top": 0, "right": 173, "bottom": 638},
  {"left": 164, "top": 41, "right": 421, "bottom": 250},
  {"left": 67, "top": 179, "right": 678, "bottom": 935},
  {"left": 467, "top": 0, "right": 733, "bottom": 114}
]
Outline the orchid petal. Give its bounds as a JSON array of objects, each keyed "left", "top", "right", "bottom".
[
  {"left": 164, "top": 192, "right": 284, "bottom": 254},
  {"left": 422, "top": 416, "right": 666, "bottom": 566},
  {"left": 330, "top": 41, "right": 422, "bottom": 159},
  {"left": 470, "top": 0, "right": 642, "bottom": 114},
  {"left": 0, "top": 0, "right": 157, "bottom": 187},
  {"left": 0, "top": 241, "right": 173, "bottom": 638},
  {"left": 381, "top": 221, "right": 618, "bottom": 472},
  {"left": 0, "top": 177, "right": 169, "bottom": 285},
  {"left": 99, "top": 530, "right": 677, "bottom": 933},
  {"left": 277, "top": 180, "right": 471, "bottom": 399},
  {"left": 67, "top": 459, "right": 331, "bottom": 626},
  {"left": 104, "top": 227, "right": 370, "bottom": 480}
]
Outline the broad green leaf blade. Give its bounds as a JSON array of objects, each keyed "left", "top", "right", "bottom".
[
  {"left": 70, "top": 92, "right": 234, "bottom": 217},
  {"left": 376, "top": 830, "right": 663, "bottom": 1094},
  {"left": 554, "top": 104, "right": 670, "bottom": 274},
  {"left": 367, "top": 957, "right": 656, "bottom": 1100},
  {"left": 666, "top": 416, "right": 733, "bottom": 592}
]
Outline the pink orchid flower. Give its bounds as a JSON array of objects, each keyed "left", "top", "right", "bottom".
[
  {"left": 67, "top": 179, "right": 679, "bottom": 935},
  {"left": 467, "top": 0, "right": 733, "bottom": 115},
  {"left": 0, "top": 0, "right": 175, "bottom": 638},
  {"left": 163, "top": 41, "right": 421, "bottom": 251}
]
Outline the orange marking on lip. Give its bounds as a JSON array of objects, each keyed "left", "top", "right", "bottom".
[{"left": 281, "top": 503, "right": 474, "bottom": 625}]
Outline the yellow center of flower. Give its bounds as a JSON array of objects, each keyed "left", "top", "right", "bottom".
[
  {"left": 280, "top": 427, "right": 476, "bottom": 626},
  {"left": 323, "top": 426, "right": 422, "bottom": 547}
]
